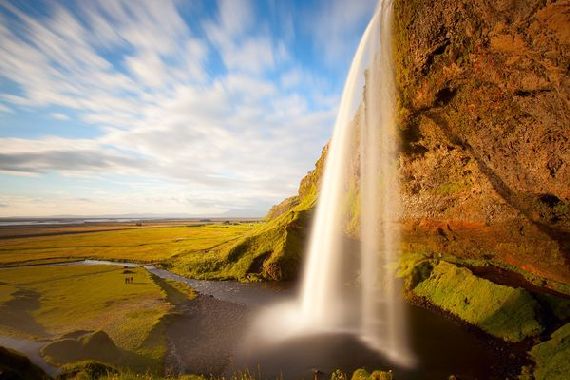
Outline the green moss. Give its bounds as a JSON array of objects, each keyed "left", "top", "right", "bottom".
[
  {"left": 435, "top": 181, "right": 464, "bottom": 195},
  {"left": 159, "top": 278, "right": 197, "bottom": 304},
  {"left": 351, "top": 368, "right": 393, "bottom": 380},
  {"left": 57, "top": 360, "right": 118, "bottom": 379},
  {"left": 530, "top": 323, "right": 570, "bottom": 380},
  {"left": 413, "top": 261, "right": 543, "bottom": 341},
  {"left": 398, "top": 251, "right": 434, "bottom": 289}
]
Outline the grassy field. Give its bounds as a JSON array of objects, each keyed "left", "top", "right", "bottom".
[
  {"left": 0, "top": 224, "right": 255, "bottom": 265},
  {"left": 0, "top": 265, "right": 172, "bottom": 368}
]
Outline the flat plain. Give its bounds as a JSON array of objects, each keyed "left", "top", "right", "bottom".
[{"left": 0, "top": 223, "right": 256, "bottom": 265}]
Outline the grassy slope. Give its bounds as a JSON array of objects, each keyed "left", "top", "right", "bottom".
[
  {"left": 412, "top": 261, "right": 543, "bottom": 342},
  {"left": 171, "top": 206, "right": 313, "bottom": 281},
  {"left": 0, "top": 224, "right": 254, "bottom": 265},
  {"left": 0, "top": 265, "right": 170, "bottom": 367},
  {"left": 529, "top": 323, "right": 570, "bottom": 380}
]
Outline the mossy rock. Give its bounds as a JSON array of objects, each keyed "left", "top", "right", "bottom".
[
  {"left": 529, "top": 323, "right": 570, "bottom": 380},
  {"left": 351, "top": 368, "right": 393, "bottom": 380},
  {"left": 41, "top": 330, "right": 121, "bottom": 366},
  {"left": 413, "top": 261, "right": 543, "bottom": 341},
  {"left": 0, "top": 346, "right": 50, "bottom": 380},
  {"left": 57, "top": 360, "right": 118, "bottom": 380}
]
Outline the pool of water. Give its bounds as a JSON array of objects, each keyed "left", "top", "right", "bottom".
[
  {"left": 227, "top": 302, "right": 518, "bottom": 380},
  {"left": 143, "top": 263, "right": 519, "bottom": 379}
]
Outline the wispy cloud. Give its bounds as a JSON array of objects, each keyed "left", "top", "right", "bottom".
[
  {"left": 307, "top": 0, "right": 377, "bottom": 63},
  {"left": 50, "top": 113, "right": 69, "bottom": 120},
  {"left": 0, "top": 0, "right": 375, "bottom": 217}
]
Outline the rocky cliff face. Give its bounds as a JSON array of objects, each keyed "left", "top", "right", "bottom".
[
  {"left": 393, "top": 0, "right": 569, "bottom": 291},
  {"left": 219, "top": 0, "right": 569, "bottom": 291}
]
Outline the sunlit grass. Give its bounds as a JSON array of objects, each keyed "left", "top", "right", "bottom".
[
  {"left": 413, "top": 261, "right": 543, "bottom": 342},
  {"left": 171, "top": 210, "right": 310, "bottom": 281},
  {"left": 530, "top": 323, "right": 570, "bottom": 380},
  {"left": 0, "top": 224, "right": 255, "bottom": 265},
  {"left": 0, "top": 265, "right": 170, "bottom": 367}
]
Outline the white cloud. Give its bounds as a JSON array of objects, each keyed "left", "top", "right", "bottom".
[
  {"left": 0, "top": 0, "right": 342, "bottom": 217},
  {"left": 308, "top": 0, "right": 377, "bottom": 63},
  {"left": 0, "top": 104, "right": 12, "bottom": 113},
  {"left": 217, "top": 0, "right": 254, "bottom": 36},
  {"left": 125, "top": 52, "right": 168, "bottom": 88},
  {"left": 204, "top": 0, "right": 281, "bottom": 74},
  {"left": 50, "top": 113, "right": 69, "bottom": 120}
]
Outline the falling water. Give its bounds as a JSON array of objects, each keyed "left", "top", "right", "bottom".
[{"left": 300, "top": 0, "right": 414, "bottom": 365}]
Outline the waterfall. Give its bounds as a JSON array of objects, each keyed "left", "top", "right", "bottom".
[{"left": 300, "top": 0, "right": 414, "bottom": 366}]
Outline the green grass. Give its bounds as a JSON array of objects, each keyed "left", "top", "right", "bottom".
[
  {"left": 530, "top": 323, "right": 570, "bottom": 380},
  {"left": 171, "top": 208, "right": 311, "bottom": 281},
  {"left": 0, "top": 224, "right": 254, "bottom": 265},
  {"left": 0, "top": 265, "right": 171, "bottom": 367},
  {"left": 413, "top": 261, "right": 543, "bottom": 342}
]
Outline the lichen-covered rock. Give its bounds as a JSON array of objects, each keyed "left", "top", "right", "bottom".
[{"left": 413, "top": 261, "right": 543, "bottom": 342}]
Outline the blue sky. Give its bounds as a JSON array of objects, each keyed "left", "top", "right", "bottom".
[{"left": 0, "top": 0, "right": 376, "bottom": 217}]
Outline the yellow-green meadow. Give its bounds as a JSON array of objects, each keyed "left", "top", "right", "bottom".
[{"left": 0, "top": 224, "right": 255, "bottom": 266}]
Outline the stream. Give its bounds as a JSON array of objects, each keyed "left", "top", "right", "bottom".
[{"left": 0, "top": 260, "right": 521, "bottom": 379}]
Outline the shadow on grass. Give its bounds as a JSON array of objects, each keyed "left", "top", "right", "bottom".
[{"left": 0, "top": 289, "right": 49, "bottom": 338}]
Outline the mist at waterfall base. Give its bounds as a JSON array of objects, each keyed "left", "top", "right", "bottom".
[{"left": 246, "top": 0, "right": 415, "bottom": 369}]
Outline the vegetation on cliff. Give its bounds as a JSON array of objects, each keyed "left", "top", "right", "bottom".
[
  {"left": 412, "top": 261, "right": 543, "bottom": 342},
  {"left": 527, "top": 323, "right": 570, "bottom": 380}
]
